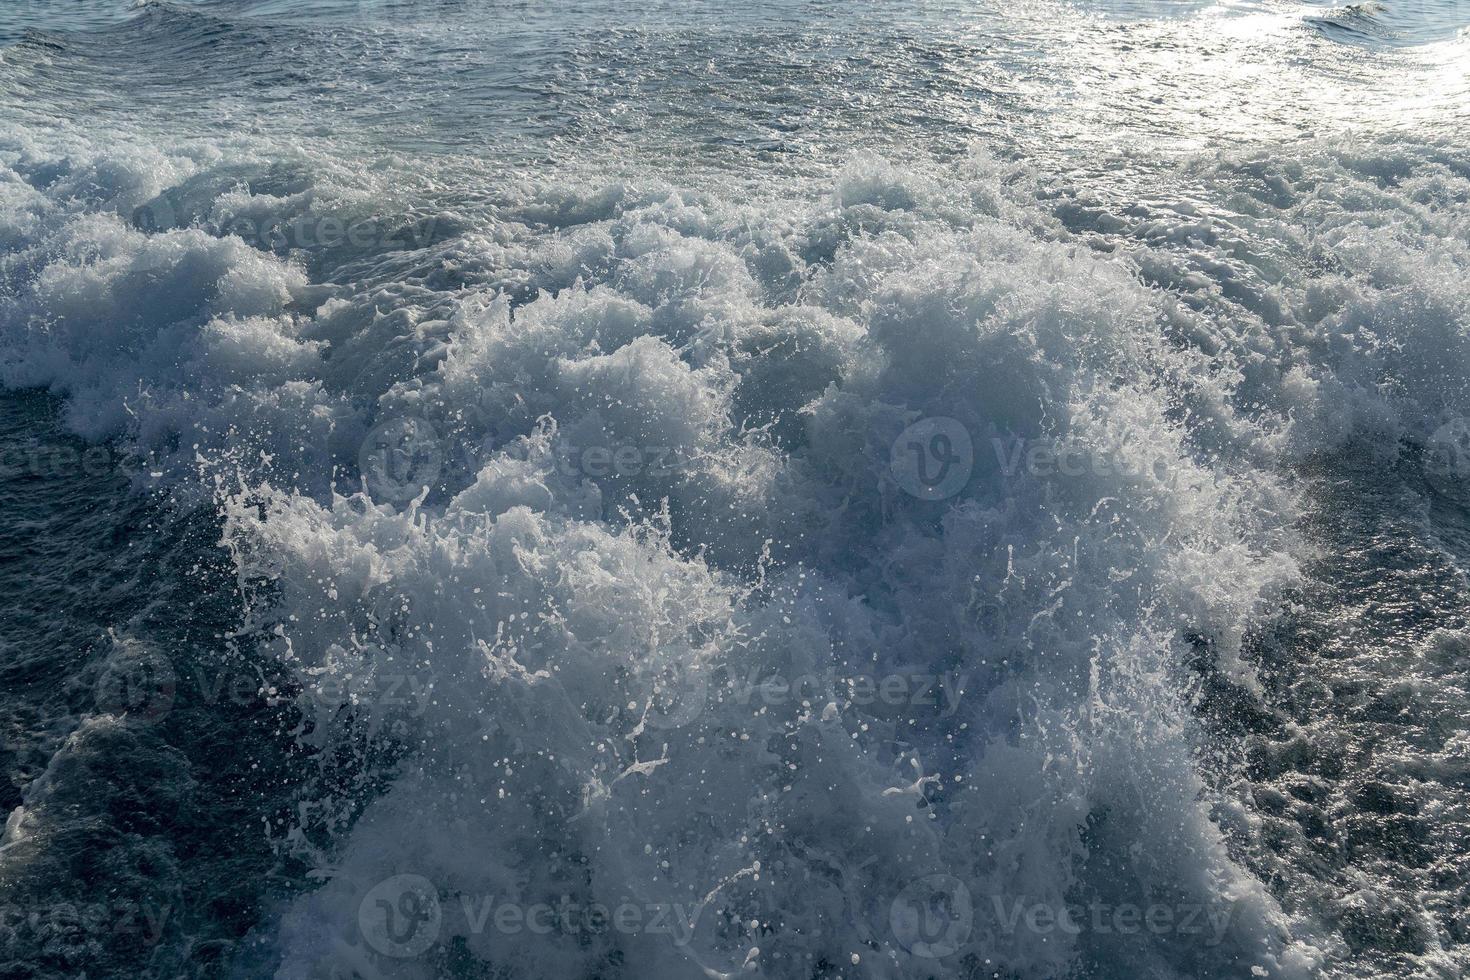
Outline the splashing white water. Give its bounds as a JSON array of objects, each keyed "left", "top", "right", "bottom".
[{"left": 3, "top": 3, "right": 1469, "bottom": 978}]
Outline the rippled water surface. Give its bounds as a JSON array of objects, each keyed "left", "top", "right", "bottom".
[{"left": 1, "top": 1, "right": 1468, "bottom": 978}]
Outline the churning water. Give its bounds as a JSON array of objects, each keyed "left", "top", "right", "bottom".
[{"left": 1, "top": 1, "right": 1468, "bottom": 977}]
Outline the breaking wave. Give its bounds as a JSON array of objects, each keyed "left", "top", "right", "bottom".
[{"left": 2, "top": 2, "right": 1469, "bottom": 978}]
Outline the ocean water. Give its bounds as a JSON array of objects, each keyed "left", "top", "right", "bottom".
[{"left": 0, "top": 1, "right": 1468, "bottom": 978}]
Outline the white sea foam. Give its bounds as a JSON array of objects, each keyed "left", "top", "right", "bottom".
[
  {"left": 4, "top": 111, "right": 1468, "bottom": 977},
  {"left": 0, "top": 138, "right": 1274, "bottom": 977}
]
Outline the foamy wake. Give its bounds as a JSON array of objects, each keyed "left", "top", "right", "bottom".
[{"left": 3, "top": 130, "right": 1467, "bottom": 978}]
